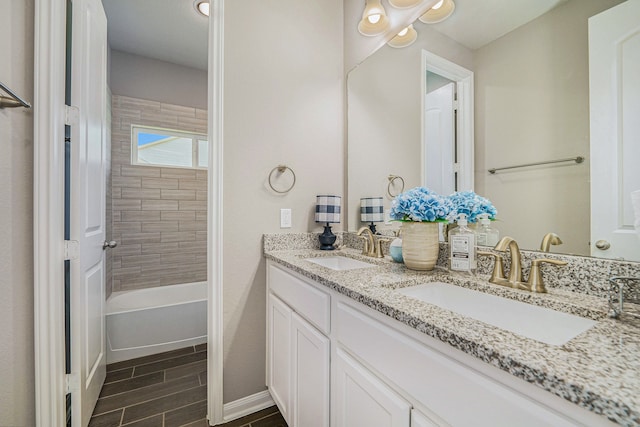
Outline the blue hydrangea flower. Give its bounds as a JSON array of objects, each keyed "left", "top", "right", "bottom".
[
  {"left": 446, "top": 191, "right": 497, "bottom": 223},
  {"left": 389, "top": 187, "right": 452, "bottom": 222}
]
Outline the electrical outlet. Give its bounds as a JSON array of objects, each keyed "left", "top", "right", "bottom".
[{"left": 280, "top": 208, "right": 292, "bottom": 228}]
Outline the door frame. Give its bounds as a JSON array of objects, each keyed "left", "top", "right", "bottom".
[
  {"left": 32, "top": 0, "right": 226, "bottom": 424},
  {"left": 421, "top": 50, "right": 474, "bottom": 192}
]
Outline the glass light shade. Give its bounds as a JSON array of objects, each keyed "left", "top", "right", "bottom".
[
  {"left": 387, "top": 24, "right": 418, "bottom": 48},
  {"left": 419, "top": 0, "right": 455, "bottom": 24},
  {"left": 358, "top": 0, "right": 390, "bottom": 36},
  {"left": 388, "top": 0, "right": 422, "bottom": 8}
]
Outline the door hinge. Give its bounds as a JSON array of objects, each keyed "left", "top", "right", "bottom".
[
  {"left": 65, "top": 105, "right": 79, "bottom": 126},
  {"left": 65, "top": 374, "right": 79, "bottom": 394},
  {"left": 64, "top": 240, "right": 79, "bottom": 260},
  {"left": 453, "top": 163, "right": 461, "bottom": 173},
  {"left": 453, "top": 100, "right": 459, "bottom": 110}
]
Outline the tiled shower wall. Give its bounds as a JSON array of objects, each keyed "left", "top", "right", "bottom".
[{"left": 109, "top": 95, "right": 208, "bottom": 294}]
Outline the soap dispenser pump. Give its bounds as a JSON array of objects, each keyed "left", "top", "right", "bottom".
[
  {"left": 476, "top": 213, "right": 499, "bottom": 247},
  {"left": 448, "top": 212, "right": 476, "bottom": 274}
]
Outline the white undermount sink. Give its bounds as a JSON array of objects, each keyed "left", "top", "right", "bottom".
[
  {"left": 305, "top": 256, "right": 376, "bottom": 271},
  {"left": 397, "top": 282, "right": 597, "bottom": 346}
]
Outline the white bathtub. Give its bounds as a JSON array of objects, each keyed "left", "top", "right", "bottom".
[{"left": 106, "top": 282, "right": 207, "bottom": 363}]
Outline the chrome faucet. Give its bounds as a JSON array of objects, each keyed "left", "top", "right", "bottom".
[{"left": 357, "top": 227, "right": 376, "bottom": 257}]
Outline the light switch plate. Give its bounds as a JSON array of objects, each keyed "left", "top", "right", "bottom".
[{"left": 280, "top": 208, "right": 292, "bottom": 228}]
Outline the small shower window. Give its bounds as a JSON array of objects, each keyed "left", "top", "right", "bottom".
[{"left": 131, "top": 125, "right": 208, "bottom": 169}]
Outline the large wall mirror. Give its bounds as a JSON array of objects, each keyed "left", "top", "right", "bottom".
[{"left": 347, "top": 0, "right": 640, "bottom": 260}]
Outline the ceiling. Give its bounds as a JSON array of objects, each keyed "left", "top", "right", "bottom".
[
  {"left": 101, "top": 0, "right": 209, "bottom": 71},
  {"left": 101, "top": 0, "right": 566, "bottom": 72}
]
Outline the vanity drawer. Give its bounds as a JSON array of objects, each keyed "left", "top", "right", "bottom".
[
  {"left": 268, "top": 263, "right": 330, "bottom": 334},
  {"left": 335, "top": 301, "right": 581, "bottom": 427}
]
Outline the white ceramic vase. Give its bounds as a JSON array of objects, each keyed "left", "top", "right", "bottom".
[{"left": 401, "top": 221, "right": 440, "bottom": 271}]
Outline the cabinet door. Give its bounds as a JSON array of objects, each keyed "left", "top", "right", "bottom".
[
  {"left": 267, "top": 293, "right": 291, "bottom": 423},
  {"left": 291, "top": 313, "right": 330, "bottom": 427},
  {"left": 333, "top": 347, "right": 411, "bottom": 427}
]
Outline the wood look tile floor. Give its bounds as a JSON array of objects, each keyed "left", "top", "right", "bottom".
[{"left": 89, "top": 346, "right": 287, "bottom": 427}]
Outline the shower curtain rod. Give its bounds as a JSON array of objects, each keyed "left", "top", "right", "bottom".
[{"left": 0, "top": 81, "right": 31, "bottom": 109}]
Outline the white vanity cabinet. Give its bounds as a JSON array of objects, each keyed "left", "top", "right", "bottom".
[
  {"left": 266, "top": 264, "right": 330, "bottom": 427},
  {"left": 266, "top": 261, "right": 615, "bottom": 427}
]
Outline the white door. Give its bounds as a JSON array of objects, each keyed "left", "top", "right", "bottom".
[
  {"left": 424, "top": 82, "right": 455, "bottom": 195},
  {"left": 333, "top": 347, "right": 411, "bottom": 427},
  {"left": 291, "top": 313, "right": 330, "bottom": 427},
  {"left": 589, "top": 0, "right": 640, "bottom": 261},
  {"left": 69, "top": 0, "right": 109, "bottom": 424},
  {"left": 267, "top": 293, "right": 292, "bottom": 423}
]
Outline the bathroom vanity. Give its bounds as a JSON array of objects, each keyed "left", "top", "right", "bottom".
[{"left": 264, "top": 239, "right": 639, "bottom": 427}]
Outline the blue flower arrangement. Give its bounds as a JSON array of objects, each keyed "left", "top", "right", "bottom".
[
  {"left": 389, "top": 187, "right": 453, "bottom": 222},
  {"left": 390, "top": 187, "right": 497, "bottom": 223},
  {"left": 446, "top": 190, "right": 497, "bottom": 223}
]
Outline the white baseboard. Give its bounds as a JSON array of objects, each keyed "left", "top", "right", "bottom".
[{"left": 222, "top": 390, "right": 275, "bottom": 422}]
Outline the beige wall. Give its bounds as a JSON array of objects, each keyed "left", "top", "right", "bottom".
[
  {"left": 473, "top": 0, "right": 623, "bottom": 254},
  {"left": 109, "top": 95, "right": 208, "bottom": 294},
  {"left": 222, "top": 0, "right": 344, "bottom": 402},
  {"left": 347, "top": 25, "right": 473, "bottom": 231},
  {"left": 0, "top": 0, "right": 35, "bottom": 425},
  {"left": 110, "top": 50, "right": 208, "bottom": 110}
]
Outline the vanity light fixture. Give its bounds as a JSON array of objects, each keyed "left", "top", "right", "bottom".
[
  {"left": 315, "top": 195, "right": 341, "bottom": 250},
  {"left": 419, "top": 0, "right": 455, "bottom": 24},
  {"left": 387, "top": 24, "right": 418, "bottom": 48},
  {"left": 194, "top": 0, "right": 210, "bottom": 17},
  {"left": 360, "top": 197, "right": 385, "bottom": 233},
  {"left": 388, "top": 0, "right": 422, "bottom": 8},
  {"left": 358, "top": 0, "right": 390, "bottom": 36}
]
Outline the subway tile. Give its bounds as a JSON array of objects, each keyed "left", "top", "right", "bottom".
[
  {"left": 195, "top": 109, "right": 207, "bottom": 120},
  {"left": 141, "top": 177, "right": 179, "bottom": 189},
  {"left": 140, "top": 242, "right": 180, "bottom": 255},
  {"left": 164, "top": 400, "right": 207, "bottom": 427},
  {"left": 112, "top": 106, "right": 141, "bottom": 120},
  {"left": 120, "top": 232, "right": 161, "bottom": 245},
  {"left": 113, "top": 176, "right": 141, "bottom": 188},
  {"left": 179, "top": 200, "right": 207, "bottom": 211},
  {"left": 179, "top": 221, "right": 207, "bottom": 232},
  {"left": 120, "top": 254, "right": 164, "bottom": 268},
  {"left": 121, "top": 165, "right": 161, "bottom": 178},
  {"left": 161, "top": 211, "right": 196, "bottom": 221},
  {"left": 112, "top": 222, "right": 142, "bottom": 234},
  {"left": 121, "top": 211, "right": 161, "bottom": 222},
  {"left": 111, "top": 164, "right": 121, "bottom": 177},
  {"left": 141, "top": 221, "right": 179, "bottom": 233},
  {"left": 118, "top": 96, "right": 161, "bottom": 112},
  {"left": 161, "top": 231, "right": 196, "bottom": 243},
  {"left": 113, "top": 199, "right": 141, "bottom": 211},
  {"left": 195, "top": 231, "right": 207, "bottom": 241},
  {"left": 94, "top": 375, "right": 199, "bottom": 417},
  {"left": 195, "top": 170, "right": 208, "bottom": 180},
  {"left": 160, "top": 189, "right": 196, "bottom": 200},
  {"left": 196, "top": 190, "right": 207, "bottom": 201},
  {"left": 121, "top": 385, "right": 207, "bottom": 424},
  {"left": 178, "top": 179, "right": 207, "bottom": 191},
  {"left": 100, "top": 371, "right": 164, "bottom": 398},
  {"left": 195, "top": 211, "right": 207, "bottom": 221},
  {"left": 161, "top": 168, "right": 197, "bottom": 179},
  {"left": 133, "top": 351, "right": 207, "bottom": 377},
  {"left": 112, "top": 266, "right": 142, "bottom": 279},
  {"left": 177, "top": 115, "right": 208, "bottom": 133},
  {"left": 111, "top": 187, "right": 122, "bottom": 199},
  {"left": 122, "top": 187, "right": 161, "bottom": 199},
  {"left": 159, "top": 272, "right": 201, "bottom": 286},
  {"left": 142, "top": 200, "right": 179, "bottom": 211},
  {"left": 160, "top": 102, "right": 197, "bottom": 117},
  {"left": 159, "top": 253, "right": 197, "bottom": 265},
  {"left": 177, "top": 240, "right": 206, "bottom": 252},
  {"left": 140, "top": 110, "right": 179, "bottom": 127}
]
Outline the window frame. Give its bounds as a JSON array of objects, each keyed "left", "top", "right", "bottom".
[{"left": 131, "top": 124, "right": 208, "bottom": 170}]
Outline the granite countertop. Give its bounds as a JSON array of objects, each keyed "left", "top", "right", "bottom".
[{"left": 264, "top": 247, "right": 640, "bottom": 427}]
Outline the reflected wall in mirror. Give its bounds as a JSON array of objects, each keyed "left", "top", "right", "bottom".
[{"left": 347, "top": 0, "right": 630, "bottom": 258}]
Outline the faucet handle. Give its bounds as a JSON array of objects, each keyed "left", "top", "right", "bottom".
[
  {"left": 527, "top": 258, "right": 567, "bottom": 293},
  {"left": 478, "top": 251, "right": 507, "bottom": 284},
  {"left": 374, "top": 238, "right": 392, "bottom": 258}
]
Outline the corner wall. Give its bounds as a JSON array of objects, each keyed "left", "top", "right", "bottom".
[
  {"left": 0, "top": 0, "right": 35, "bottom": 424},
  {"left": 223, "top": 0, "right": 344, "bottom": 403}
]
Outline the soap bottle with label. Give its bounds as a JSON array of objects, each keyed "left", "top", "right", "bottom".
[
  {"left": 448, "top": 212, "right": 476, "bottom": 275},
  {"left": 476, "top": 213, "right": 499, "bottom": 247}
]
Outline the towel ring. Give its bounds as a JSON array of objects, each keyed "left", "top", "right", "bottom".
[
  {"left": 268, "top": 165, "right": 296, "bottom": 194},
  {"left": 387, "top": 175, "right": 405, "bottom": 198}
]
